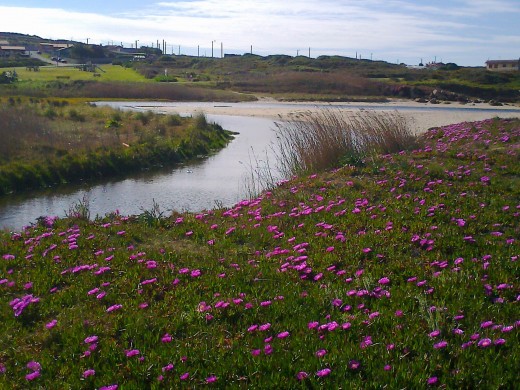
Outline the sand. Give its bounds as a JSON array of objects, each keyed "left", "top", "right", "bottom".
[{"left": 153, "top": 99, "right": 520, "bottom": 134}]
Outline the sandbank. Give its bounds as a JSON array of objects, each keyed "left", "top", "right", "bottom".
[{"left": 131, "top": 99, "right": 520, "bottom": 134}]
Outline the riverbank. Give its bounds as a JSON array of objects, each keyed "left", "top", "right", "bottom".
[
  {"left": 116, "top": 99, "right": 520, "bottom": 134},
  {"left": 0, "top": 100, "right": 235, "bottom": 196}
]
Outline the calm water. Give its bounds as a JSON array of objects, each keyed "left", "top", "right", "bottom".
[
  {"left": 2, "top": 100, "right": 519, "bottom": 231},
  {"left": 0, "top": 114, "right": 279, "bottom": 231}
]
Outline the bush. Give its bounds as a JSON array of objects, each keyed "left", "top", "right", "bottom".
[
  {"left": 68, "top": 109, "right": 85, "bottom": 122},
  {"left": 154, "top": 75, "right": 178, "bottom": 82}
]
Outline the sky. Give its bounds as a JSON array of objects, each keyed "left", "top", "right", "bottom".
[{"left": 1, "top": 0, "right": 519, "bottom": 66}]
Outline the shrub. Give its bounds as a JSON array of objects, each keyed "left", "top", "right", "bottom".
[{"left": 68, "top": 109, "right": 85, "bottom": 122}]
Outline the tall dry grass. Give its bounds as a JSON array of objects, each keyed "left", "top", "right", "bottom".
[{"left": 273, "top": 109, "right": 417, "bottom": 176}]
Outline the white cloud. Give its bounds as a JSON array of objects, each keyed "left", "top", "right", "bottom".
[{"left": 0, "top": 0, "right": 518, "bottom": 65}]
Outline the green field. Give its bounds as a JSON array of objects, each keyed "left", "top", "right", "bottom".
[{"left": 15, "top": 64, "right": 149, "bottom": 83}]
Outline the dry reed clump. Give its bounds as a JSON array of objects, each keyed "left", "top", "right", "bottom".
[{"left": 273, "top": 109, "right": 417, "bottom": 176}]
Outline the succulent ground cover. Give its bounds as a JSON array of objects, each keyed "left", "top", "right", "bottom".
[{"left": 0, "top": 118, "right": 518, "bottom": 389}]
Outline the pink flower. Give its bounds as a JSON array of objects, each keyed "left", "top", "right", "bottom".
[
  {"left": 296, "top": 371, "right": 309, "bottom": 381},
  {"left": 180, "top": 372, "right": 189, "bottom": 380},
  {"left": 99, "top": 385, "right": 118, "bottom": 390},
  {"left": 161, "top": 333, "right": 172, "bottom": 343},
  {"left": 316, "top": 368, "right": 331, "bottom": 377},
  {"left": 125, "top": 349, "right": 140, "bottom": 358},
  {"left": 427, "top": 376, "right": 438, "bottom": 385},
  {"left": 378, "top": 277, "right": 390, "bottom": 285},
  {"left": 277, "top": 331, "right": 290, "bottom": 339},
  {"left": 315, "top": 349, "right": 327, "bottom": 358},
  {"left": 368, "top": 311, "right": 380, "bottom": 319},
  {"left": 83, "top": 369, "right": 95, "bottom": 378},
  {"left": 106, "top": 304, "right": 122, "bottom": 313},
  {"left": 162, "top": 363, "right": 174, "bottom": 372},
  {"left": 83, "top": 335, "right": 98, "bottom": 344},
  {"left": 25, "top": 371, "right": 40, "bottom": 381},
  {"left": 26, "top": 361, "right": 41, "bottom": 371},
  {"left": 433, "top": 340, "right": 448, "bottom": 349},
  {"left": 477, "top": 338, "right": 492, "bottom": 348},
  {"left": 45, "top": 319, "right": 57, "bottom": 329},
  {"left": 494, "top": 338, "right": 506, "bottom": 346},
  {"left": 206, "top": 375, "right": 218, "bottom": 383}
]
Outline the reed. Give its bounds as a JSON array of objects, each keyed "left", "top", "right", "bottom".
[{"left": 273, "top": 109, "right": 417, "bottom": 176}]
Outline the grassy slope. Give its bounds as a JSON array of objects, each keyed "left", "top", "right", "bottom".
[{"left": 0, "top": 118, "right": 518, "bottom": 388}]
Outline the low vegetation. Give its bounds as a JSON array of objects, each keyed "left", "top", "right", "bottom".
[
  {"left": 0, "top": 99, "right": 235, "bottom": 195},
  {"left": 0, "top": 117, "right": 518, "bottom": 388}
]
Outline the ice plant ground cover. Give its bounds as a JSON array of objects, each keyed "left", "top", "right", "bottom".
[{"left": 0, "top": 118, "right": 518, "bottom": 388}]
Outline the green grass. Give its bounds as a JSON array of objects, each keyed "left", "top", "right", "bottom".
[
  {"left": 0, "top": 117, "right": 518, "bottom": 388},
  {"left": 15, "top": 64, "right": 149, "bottom": 83}
]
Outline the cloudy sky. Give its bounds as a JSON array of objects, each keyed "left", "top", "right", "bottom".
[{"left": 1, "top": 0, "right": 518, "bottom": 65}]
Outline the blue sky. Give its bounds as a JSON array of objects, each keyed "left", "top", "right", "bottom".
[{"left": 1, "top": 0, "right": 518, "bottom": 65}]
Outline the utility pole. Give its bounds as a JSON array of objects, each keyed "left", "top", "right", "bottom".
[
  {"left": 297, "top": 49, "right": 299, "bottom": 56},
  {"left": 86, "top": 38, "right": 90, "bottom": 44},
  {"left": 178, "top": 45, "right": 180, "bottom": 55},
  {"left": 221, "top": 42, "right": 223, "bottom": 58},
  {"left": 135, "top": 40, "right": 138, "bottom": 50},
  {"left": 309, "top": 47, "right": 311, "bottom": 58},
  {"left": 211, "top": 40, "right": 215, "bottom": 58},
  {"left": 198, "top": 45, "right": 200, "bottom": 57},
  {"left": 250, "top": 45, "right": 252, "bottom": 55}
]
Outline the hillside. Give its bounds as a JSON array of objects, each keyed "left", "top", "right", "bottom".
[
  {"left": 2, "top": 32, "right": 519, "bottom": 103},
  {"left": 0, "top": 117, "right": 518, "bottom": 388}
]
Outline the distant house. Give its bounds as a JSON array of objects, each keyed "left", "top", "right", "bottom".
[
  {"left": 0, "top": 45, "right": 26, "bottom": 57},
  {"left": 39, "top": 42, "right": 74, "bottom": 55},
  {"left": 425, "top": 62, "right": 445, "bottom": 70},
  {"left": 485, "top": 59, "right": 519, "bottom": 72}
]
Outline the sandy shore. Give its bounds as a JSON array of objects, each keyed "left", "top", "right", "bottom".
[{"left": 149, "top": 99, "right": 520, "bottom": 134}]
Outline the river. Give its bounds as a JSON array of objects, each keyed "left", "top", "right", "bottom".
[
  {"left": 1, "top": 100, "right": 519, "bottom": 231},
  {"left": 0, "top": 114, "right": 279, "bottom": 231}
]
